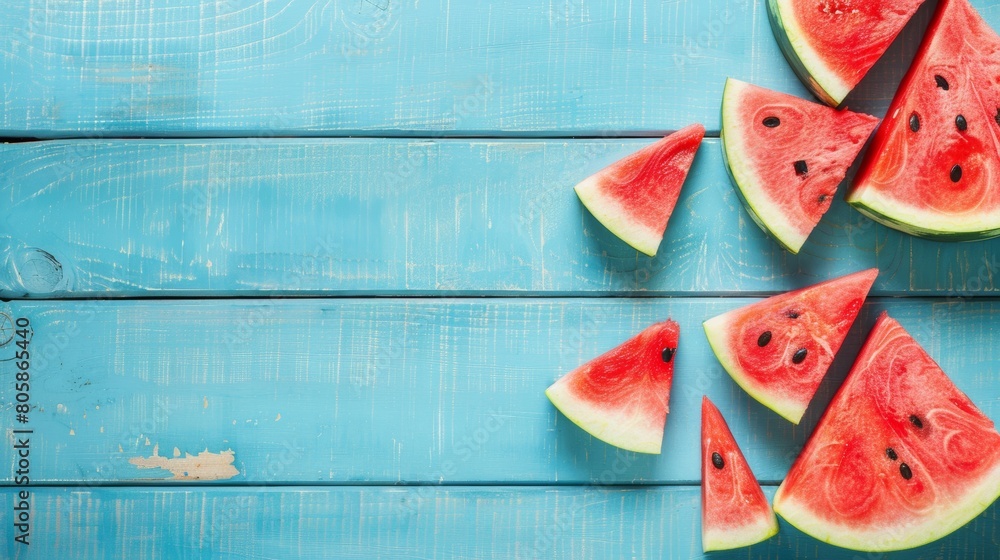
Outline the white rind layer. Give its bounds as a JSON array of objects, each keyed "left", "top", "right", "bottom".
[
  {"left": 703, "top": 509, "right": 780, "bottom": 552},
  {"left": 774, "top": 456, "right": 1000, "bottom": 551},
  {"left": 703, "top": 313, "right": 807, "bottom": 424},
  {"left": 770, "top": 0, "right": 850, "bottom": 106},
  {"left": 545, "top": 379, "right": 663, "bottom": 454},
  {"left": 574, "top": 175, "right": 663, "bottom": 257},
  {"left": 847, "top": 188, "right": 1000, "bottom": 240}
]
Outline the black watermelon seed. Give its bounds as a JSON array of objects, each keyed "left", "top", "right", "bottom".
[
  {"left": 818, "top": 193, "right": 829, "bottom": 204},
  {"left": 956, "top": 115, "right": 968, "bottom": 131},
  {"left": 763, "top": 116, "right": 781, "bottom": 128},
  {"left": 951, "top": 165, "right": 963, "bottom": 183},
  {"left": 995, "top": 108, "right": 1000, "bottom": 127},
  {"left": 935, "top": 75, "right": 950, "bottom": 90},
  {"left": 712, "top": 452, "right": 725, "bottom": 470},
  {"left": 794, "top": 160, "right": 809, "bottom": 176},
  {"left": 886, "top": 448, "right": 898, "bottom": 461},
  {"left": 909, "top": 113, "right": 920, "bottom": 132},
  {"left": 910, "top": 415, "right": 923, "bottom": 429},
  {"left": 786, "top": 311, "right": 800, "bottom": 319},
  {"left": 792, "top": 348, "right": 808, "bottom": 364},
  {"left": 900, "top": 463, "right": 913, "bottom": 480},
  {"left": 661, "top": 347, "right": 676, "bottom": 363},
  {"left": 757, "top": 331, "right": 772, "bottom": 347}
]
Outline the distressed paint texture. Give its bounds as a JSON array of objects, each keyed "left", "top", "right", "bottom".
[
  {"left": 1, "top": 486, "right": 997, "bottom": 559},
  {"left": 2, "top": 0, "right": 1000, "bottom": 557},
  {"left": 2, "top": 139, "right": 1000, "bottom": 298},
  {"left": 0, "top": 297, "right": 997, "bottom": 485},
  {"left": 128, "top": 445, "right": 239, "bottom": 481},
  {"left": 0, "top": 0, "right": 986, "bottom": 136}
]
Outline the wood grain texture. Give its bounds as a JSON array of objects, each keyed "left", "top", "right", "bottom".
[
  {"left": 1, "top": 297, "right": 997, "bottom": 485},
  {"left": 1, "top": 0, "right": 989, "bottom": 136},
  {"left": 4, "top": 1, "right": 1000, "bottom": 556},
  {"left": 3, "top": 138, "right": 1000, "bottom": 298},
  {"left": 2, "top": 485, "right": 997, "bottom": 559}
]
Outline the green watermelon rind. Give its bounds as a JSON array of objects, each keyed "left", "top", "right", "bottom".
[
  {"left": 848, "top": 196, "right": 1000, "bottom": 242},
  {"left": 575, "top": 177, "right": 663, "bottom": 257},
  {"left": 766, "top": 0, "right": 849, "bottom": 107},
  {"left": 720, "top": 78, "right": 809, "bottom": 255},
  {"left": 774, "top": 447, "right": 1000, "bottom": 551},
  {"left": 702, "top": 314, "right": 807, "bottom": 424},
  {"left": 545, "top": 381, "right": 664, "bottom": 454}
]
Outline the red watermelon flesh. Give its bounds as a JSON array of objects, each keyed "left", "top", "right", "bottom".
[
  {"left": 702, "top": 397, "right": 779, "bottom": 552},
  {"left": 575, "top": 124, "right": 705, "bottom": 257},
  {"left": 768, "top": 0, "right": 928, "bottom": 106},
  {"left": 774, "top": 312, "right": 1000, "bottom": 551},
  {"left": 703, "top": 269, "right": 877, "bottom": 424},
  {"left": 545, "top": 320, "right": 678, "bottom": 454},
  {"left": 721, "top": 79, "right": 879, "bottom": 253},
  {"left": 847, "top": 0, "right": 1000, "bottom": 240}
]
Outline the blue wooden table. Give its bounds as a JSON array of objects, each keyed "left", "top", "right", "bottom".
[{"left": 1, "top": 1, "right": 999, "bottom": 558}]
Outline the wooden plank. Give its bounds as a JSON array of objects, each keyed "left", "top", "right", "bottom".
[
  {"left": 1, "top": 297, "right": 997, "bottom": 485},
  {"left": 0, "top": 0, "right": 974, "bottom": 136},
  {"left": 1, "top": 485, "right": 997, "bottom": 559},
  {"left": 2, "top": 138, "right": 999, "bottom": 298}
]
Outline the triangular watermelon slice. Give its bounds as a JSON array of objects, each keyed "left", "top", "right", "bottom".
[
  {"left": 774, "top": 313, "right": 1000, "bottom": 551},
  {"left": 703, "top": 268, "right": 877, "bottom": 424},
  {"left": 847, "top": 0, "right": 1000, "bottom": 240},
  {"left": 721, "top": 79, "right": 879, "bottom": 253},
  {"left": 545, "top": 320, "right": 678, "bottom": 454},
  {"left": 702, "top": 397, "right": 779, "bottom": 552},
  {"left": 575, "top": 124, "right": 704, "bottom": 257},
  {"left": 768, "top": 0, "right": 928, "bottom": 106}
]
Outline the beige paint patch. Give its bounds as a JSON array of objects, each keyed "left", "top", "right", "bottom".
[{"left": 129, "top": 444, "right": 239, "bottom": 481}]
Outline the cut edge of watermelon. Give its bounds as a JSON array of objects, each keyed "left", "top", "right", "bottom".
[
  {"left": 847, "top": 193, "right": 1000, "bottom": 241},
  {"left": 574, "top": 177, "right": 664, "bottom": 257},
  {"left": 701, "top": 396, "right": 780, "bottom": 552},
  {"left": 702, "top": 314, "right": 806, "bottom": 424},
  {"left": 545, "top": 380, "right": 663, "bottom": 454},
  {"left": 720, "top": 78, "right": 808, "bottom": 254},
  {"left": 774, "top": 460, "right": 1000, "bottom": 551},
  {"left": 766, "top": 0, "right": 849, "bottom": 106},
  {"left": 703, "top": 514, "right": 780, "bottom": 553}
]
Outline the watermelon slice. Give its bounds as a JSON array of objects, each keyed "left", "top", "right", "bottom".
[
  {"left": 768, "top": 0, "right": 928, "bottom": 106},
  {"left": 703, "top": 268, "right": 877, "bottom": 424},
  {"left": 545, "top": 320, "right": 678, "bottom": 454},
  {"left": 774, "top": 312, "right": 1000, "bottom": 551},
  {"left": 702, "top": 397, "right": 779, "bottom": 552},
  {"left": 847, "top": 0, "right": 1000, "bottom": 240},
  {"left": 721, "top": 79, "right": 879, "bottom": 253},
  {"left": 575, "top": 124, "right": 705, "bottom": 257}
]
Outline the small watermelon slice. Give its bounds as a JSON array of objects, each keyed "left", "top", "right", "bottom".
[
  {"left": 702, "top": 397, "right": 779, "bottom": 552},
  {"left": 774, "top": 312, "right": 1000, "bottom": 551},
  {"left": 847, "top": 0, "right": 1000, "bottom": 240},
  {"left": 575, "top": 124, "right": 705, "bottom": 257},
  {"left": 545, "top": 320, "right": 679, "bottom": 454},
  {"left": 768, "top": 0, "right": 928, "bottom": 106},
  {"left": 721, "top": 79, "right": 879, "bottom": 253},
  {"left": 703, "top": 268, "right": 877, "bottom": 424}
]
